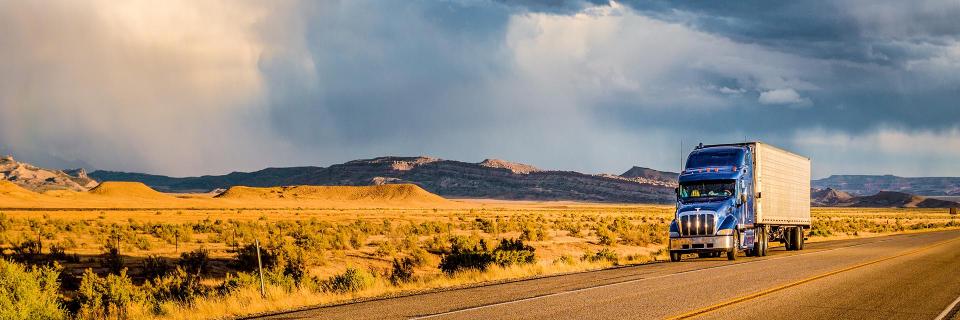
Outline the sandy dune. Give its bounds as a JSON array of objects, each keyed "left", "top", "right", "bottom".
[
  {"left": 0, "top": 180, "right": 42, "bottom": 200},
  {"left": 87, "top": 181, "right": 176, "bottom": 199},
  {"left": 0, "top": 181, "right": 460, "bottom": 209}
]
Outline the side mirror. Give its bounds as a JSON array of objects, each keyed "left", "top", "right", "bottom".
[{"left": 738, "top": 194, "right": 746, "bottom": 206}]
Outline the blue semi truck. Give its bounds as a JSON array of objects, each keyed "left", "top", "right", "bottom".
[{"left": 669, "top": 142, "right": 811, "bottom": 261}]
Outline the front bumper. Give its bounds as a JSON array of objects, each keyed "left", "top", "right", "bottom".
[{"left": 669, "top": 235, "right": 734, "bottom": 252}]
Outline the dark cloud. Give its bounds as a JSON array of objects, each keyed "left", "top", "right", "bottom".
[{"left": 1, "top": 0, "right": 958, "bottom": 178}]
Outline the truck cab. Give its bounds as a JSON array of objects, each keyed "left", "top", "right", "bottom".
[{"left": 669, "top": 142, "right": 810, "bottom": 261}]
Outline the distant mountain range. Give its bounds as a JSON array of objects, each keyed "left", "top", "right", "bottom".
[
  {"left": 811, "top": 188, "right": 959, "bottom": 208},
  {"left": 5, "top": 153, "right": 959, "bottom": 207},
  {"left": 89, "top": 157, "right": 679, "bottom": 203},
  {"left": 813, "top": 175, "right": 960, "bottom": 196}
]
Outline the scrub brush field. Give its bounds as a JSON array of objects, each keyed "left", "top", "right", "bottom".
[{"left": 0, "top": 200, "right": 958, "bottom": 320}]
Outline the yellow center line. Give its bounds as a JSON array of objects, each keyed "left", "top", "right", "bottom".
[{"left": 665, "top": 236, "right": 960, "bottom": 320}]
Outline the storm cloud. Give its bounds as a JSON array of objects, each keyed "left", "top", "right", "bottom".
[{"left": 1, "top": 0, "right": 958, "bottom": 178}]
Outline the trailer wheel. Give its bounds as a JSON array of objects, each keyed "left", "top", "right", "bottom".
[
  {"left": 670, "top": 251, "right": 681, "bottom": 262},
  {"left": 797, "top": 228, "right": 805, "bottom": 250},
  {"left": 785, "top": 227, "right": 796, "bottom": 251},
  {"left": 787, "top": 227, "right": 803, "bottom": 251},
  {"left": 727, "top": 232, "right": 738, "bottom": 261},
  {"left": 760, "top": 228, "right": 769, "bottom": 256}
]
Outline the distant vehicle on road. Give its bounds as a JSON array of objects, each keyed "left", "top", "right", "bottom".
[{"left": 669, "top": 142, "right": 811, "bottom": 261}]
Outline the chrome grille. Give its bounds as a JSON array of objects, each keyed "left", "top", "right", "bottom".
[{"left": 679, "top": 213, "right": 716, "bottom": 236}]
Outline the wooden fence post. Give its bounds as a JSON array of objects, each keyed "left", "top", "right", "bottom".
[{"left": 256, "top": 239, "right": 266, "bottom": 298}]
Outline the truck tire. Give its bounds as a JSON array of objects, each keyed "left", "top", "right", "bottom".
[
  {"left": 798, "top": 228, "right": 805, "bottom": 250},
  {"left": 752, "top": 227, "right": 768, "bottom": 257},
  {"left": 785, "top": 227, "right": 796, "bottom": 251},
  {"left": 760, "top": 229, "right": 769, "bottom": 256},
  {"left": 727, "top": 232, "right": 738, "bottom": 261},
  {"left": 670, "top": 251, "right": 681, "bottom": 262},
  {"left": 792, "top": 227, "right": 802, "bottom": 251},
  {"left": 751, "top": 227, "right": 762, "bottom": 257}
]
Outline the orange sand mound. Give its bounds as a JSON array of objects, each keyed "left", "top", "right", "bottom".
[
  {"left": 1, "top": 181, "right": 458, "bottom": 209},
  {"left": 216, "top": 184, "right": 449, "bottom": 204},
  {"left": 0, "top": 180, "right": 40, "bottom": 199},
  {"left": 87, "top": 181, "right": 173, "bottom": 199}
]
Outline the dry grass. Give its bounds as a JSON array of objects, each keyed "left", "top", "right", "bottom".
[{"left": 0, "top": 198, "right": 957, "bottom": 319}]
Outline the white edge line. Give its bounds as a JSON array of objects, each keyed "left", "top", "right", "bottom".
[
  {"left": 936, "top": 294, "right": 960, "bottom": 320},
  {"left": 409, "top": 237, "right": 897, "bottom": 320}
]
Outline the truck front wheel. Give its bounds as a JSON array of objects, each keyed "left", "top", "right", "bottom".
[
  {"left": 727, "top": 232, "right": 739, "bottom": 261},
  {"left": 670, "top": 251, "right": 681, "bottom": 262}
]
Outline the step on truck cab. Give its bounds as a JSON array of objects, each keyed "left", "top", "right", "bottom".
[{"left": 669, "top": 142, "right": 811, "bottom": 261}]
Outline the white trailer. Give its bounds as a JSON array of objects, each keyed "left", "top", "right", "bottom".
[{"left": 753, "top": 142, "right": 811, "bottom": 227}]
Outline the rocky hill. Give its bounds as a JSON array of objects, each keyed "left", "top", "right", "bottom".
[
  {"left": 90, "top": 156, "right": 676, "bottom": 203},
  {"left": 811, "top": 188, "right": 959, "bottom": 208},
  {"left": 813, "top": 175, "right": 960, "bottom": 196},
  {"left": 620, "top": 166, "right": 678, "bottom": 184},
  {"left": 0, "top": 155, "right": 98, "bottom": 192},
  {"left": 478, "top": 159, "right": 541, "bottom": 174},
  {"left": 811, "top": 188, "right": 854, "bottom": 206}
]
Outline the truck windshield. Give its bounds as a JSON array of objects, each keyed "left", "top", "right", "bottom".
[
  {"left": 679, "top": 180, "right": 735, "bottom": 202},
  {"left": 686, "top": 149, "right": 743, "bottom": 168}
]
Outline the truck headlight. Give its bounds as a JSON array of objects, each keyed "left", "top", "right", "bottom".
[{"left": 716, "top": 228, "right": 734, "bottom": 236}]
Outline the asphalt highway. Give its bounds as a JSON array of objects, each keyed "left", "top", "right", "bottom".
[{"left": 253, "top": 230, "right": 960, "bottom": 320}]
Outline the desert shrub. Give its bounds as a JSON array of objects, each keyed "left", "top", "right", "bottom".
[
  {"left": 59, "top": 237, "right": 78, "bottom": 250},
  {"left": 555, "top": 254, "right": 576, "bottom": 265},
  {"left": 141, "top": 255, "right": 172, "bottom": 280},
  {"left": 292, "top": 230, "right": 327, "bottom": 252},
  {"left": 0, "top": 259, "right": 67, "bottom": 320},
  {"left": 231, "top": 243, "right": 277, "bottom": 272},
  {"left": 216, "top": 272, "right": 260, "bottom": 296},
  {"left": 618, "top": 229, "right": 648, "bottom": 246},
  {"left": 558, "top": 221, "right": 583, "bottom": 237},
  {"left": 143, "top": 268, "right": 206, "bottom": 305},
  {"left": 474, "top": 218, "right": 498, "bottom": 234},
  {"left": 595, "top": 226, "right": 616, "bottom": 246},
  {"left": 274, "top": 249, "right": 309, "bottom": 285},
  {"left": 145, "top": 224, "right": 192, "bottom": 246},
  {"left": 491, "top": 239, "right": 536, "bottom": 267},
  {"left": 11, "top": 239, "right": 41, "bottom": 262},
  {"left": 178, "top": 248, "right": 210, "bottom": 277},
  {"left": 374, "top": 241, "right": 396, "bottom": 257},
  {"left": 329, "top": 230, "right": 351, "bottom": 250},
  {"left": 0, "top": 212, "right": 9, "bottom": 233},
  {"left": 47, "top": 244, "right": 67, "bottom": 262},
  {"left": 582, "top": 248, "right": 619, "bottom": 265},
  {"left": 231, "top": 243, "right": 311, "bottom": 285},
  {"left": 99, "top": 246, "right": 123, "bottom": 275},
  {"left": 438, "top": 239, "right": 492, "bottom": 274},
  {"left": 349, "top": 230, "right": 367, "bottom": 249},
  {"left": 408, "top": 248, "right": 432, "bottom": 267},
  {"left": 518, "top": 221, "right": 549, "bottom": 242},
  {"left": 321, "top": 267, "right": 373, "bottom": 293},
  {"left": 439, "top": 238, "right": 536, "bottom": 274},
  {"left": 389, "top": 257, "right": 416, "bottom": 285},
  {"left": 423, "top": 235, "right": 449, "bottom": 254},
  {"left": 133, "top": 236, "right": 152, "bottom": 251},
  {"left": 76, "top": 268, "right": 143, "bottom": 320}
]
